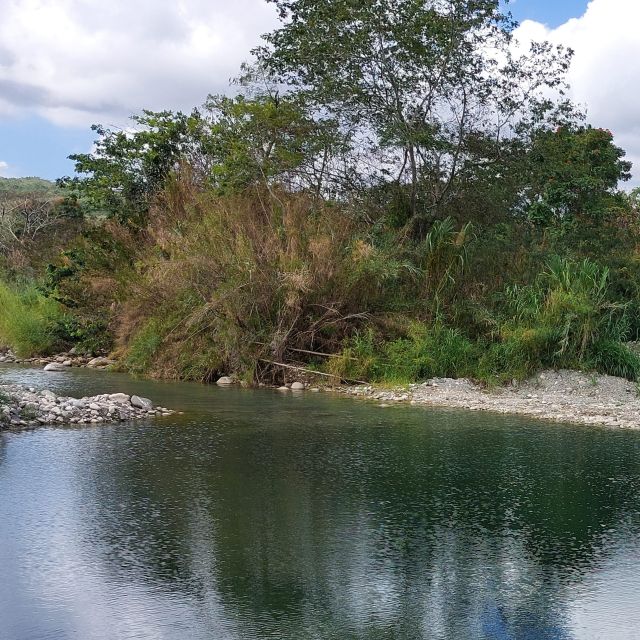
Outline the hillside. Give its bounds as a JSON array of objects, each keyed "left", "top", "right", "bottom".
[{"left": 0, "top": 177, "right": 60, "bottom": 199}]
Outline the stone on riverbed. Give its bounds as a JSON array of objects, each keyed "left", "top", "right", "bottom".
[{"left": 109, "top": 393, "right": 130, "bottom": 403}]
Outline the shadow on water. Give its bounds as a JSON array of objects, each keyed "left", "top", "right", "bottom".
[{"left": 2, "top": 364, "right": 640, "bottom": 639}]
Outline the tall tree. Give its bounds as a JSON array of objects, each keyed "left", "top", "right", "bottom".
[
  {"left": 523, "top": 125, "right": 632, "bottom": 225},
  {"left": 256, "top": 0, "right": 575, "bottom": 232}
]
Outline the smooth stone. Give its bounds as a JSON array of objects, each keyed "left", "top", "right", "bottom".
[
  {"left": 87, "top": 357, "right": 113, "bottom": 368},
  {"left": 290, "top": 382, "right": 305, "bottom": 390},
  {"left": 216, "top": 376, "right": 234, "bottom": 386},
  {"left": 44, "top": 363, "right": 69, "bottom": 372},
  {"left": 109, "top": 393, "right": 130, "bottom": 403},
  {"left": 131, "top": 395, "right": 153, "bottom": 410}
]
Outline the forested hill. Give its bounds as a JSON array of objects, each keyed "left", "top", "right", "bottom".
[{"left": 0, "top": 177, "right": 60, "bottom": 198}]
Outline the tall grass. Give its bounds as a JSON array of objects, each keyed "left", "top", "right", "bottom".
[
  {"left": 117, "top": 181, "right": 402, "bottom": 380},
  {"left": 327, "top": 324, "right": 478, "bottom": 384},
  {"left": 328, "top": 256, "right": 640, "bottom": 385},
  {"left": 105, "top": 172, "right": 640, "bottom": 385},
  {"left": 0, "top": 280, "right": 64, "bottom": 356}
]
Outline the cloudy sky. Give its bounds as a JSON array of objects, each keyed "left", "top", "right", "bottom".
[{"left": 0, "top": 0, "right": 638, "bottom": 183}]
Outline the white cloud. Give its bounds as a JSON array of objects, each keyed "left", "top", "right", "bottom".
[
  {"left": 515, "top": 0, "right": 640, "bottom": 185},
  {"left": 0, "top": 161, "right": 10, "bottom": 176},
  {"left": 1, "top": 0, "right": 639, "bottom": 185},
  {"left": 0, "top": 0, "right": 278, "bottom": 127}
]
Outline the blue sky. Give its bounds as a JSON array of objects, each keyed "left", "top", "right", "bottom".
[
  {"left": 0, "top": 117, "right": 94, "bottom": 180},
  {"left": 507, "top": 0, "right": 590, "bottom": 28},
  {"left": 0, "top": 0, "right": 619, "bottom": 182}
]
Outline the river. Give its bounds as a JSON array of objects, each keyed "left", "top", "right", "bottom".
[{"left": 1, "top": 364, "right": 640, "bottom": 639}]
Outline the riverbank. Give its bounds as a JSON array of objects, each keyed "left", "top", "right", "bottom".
[
  {"left": 3, "top": 354, "right": 640, "bottom": 429},
  {"left": 0, "top": 349, "right": 114, "bottom": 370},
  {"left": 0, "top": 383, "right": 174, "bottom": 428},
  {"left": 336, "top": 369, "right": 640, "bottom": 429}
]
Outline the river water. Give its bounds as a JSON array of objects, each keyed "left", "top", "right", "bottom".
[{"left": 1, "top": 364, "right": 640, "bottom": 640}]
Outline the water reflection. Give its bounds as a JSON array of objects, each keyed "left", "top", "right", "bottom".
[{"left": 1, "top": 368, "right": 640, "bottom": 639}]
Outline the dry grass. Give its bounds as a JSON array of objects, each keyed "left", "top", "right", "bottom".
[{"left": 118, "top": 177, "right": 395, "bottom": 381}]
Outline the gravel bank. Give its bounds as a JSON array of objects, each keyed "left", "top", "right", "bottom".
[
  {"left": 0, "top": 384, "right": 174, "bottom": 429},
  {"left": 339, "top": 369, "right": 640, "bottom": 429},
  {"left": 0, "top": 349, "right": 115, "bottom": 370}
]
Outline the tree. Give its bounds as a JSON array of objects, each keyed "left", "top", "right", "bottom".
[
  {"left": 0, "top": 195, "right": 76, "bottom": 254},
  {"left": 255, "top": 0, "right": 575, "bottom": 233},
  {"left": 59, "top": 110, "right": 208, "bottom": 227},
  {"left": 202, "top": 92, "right": 343, "bottom": 195},
  {"left": 523, "top": 126, "right": 632, "bottom": 225}
]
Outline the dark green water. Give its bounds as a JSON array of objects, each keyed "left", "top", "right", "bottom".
[{"left": 1, "top": 365, "right": 640, "bottom": 640}]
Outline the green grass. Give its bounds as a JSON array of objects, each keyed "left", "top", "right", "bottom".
[
  {"left": 0, "top": 281, "right": 64, "bottom": 357},
  {"left": 122, "top": 318, "right": 165, "bottom": 374}
]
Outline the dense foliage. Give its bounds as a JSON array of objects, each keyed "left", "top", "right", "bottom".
[{"left": 3, "top": 0, "right": 640, "bottom": 386}]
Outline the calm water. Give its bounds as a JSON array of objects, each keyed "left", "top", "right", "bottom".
[{"left": 1, "top": 365, "right": 640, "bottom": 640}]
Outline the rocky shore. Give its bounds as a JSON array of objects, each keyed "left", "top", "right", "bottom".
[
  {"left": 0, "top": 349, "right": 114, "bottom": 370},
  {"left": 0, "top": 384, "right": 174, "bottom": 429},
  {"left": 4, "top": 350, "right": 640, "bottom": 430},
  {"left": 337, "top": 369, "right": 640, "bottom": 429}
]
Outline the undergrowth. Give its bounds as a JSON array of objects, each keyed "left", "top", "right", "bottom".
[{"left": 0, "top": 280, "right": 65, "bottom": 356}]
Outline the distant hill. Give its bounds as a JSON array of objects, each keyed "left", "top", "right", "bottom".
[{"left": 0, "top": 177, "right": 61, "bottom": 199}]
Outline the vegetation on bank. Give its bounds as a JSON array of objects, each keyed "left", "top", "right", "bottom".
[{"left": 3, "top": 0, "right": 640, "bottom": 387}]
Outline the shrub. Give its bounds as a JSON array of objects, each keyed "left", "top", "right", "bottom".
[
  {"left": 0, "top": 280, "right": 64, "bottom": 356},
  {"left": 587, "top": 340, "right": 640, "bottom": 381},
  {"left": 117, "top": 184, "right": 401, "bottom": 381},
  {"left": 327, "top": 324, "right": 478, "bottom": 385},
  {"left": 123, "top": 318, "right": 165, "bottom": 375}
]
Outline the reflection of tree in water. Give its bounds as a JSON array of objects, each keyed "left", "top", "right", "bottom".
[{"left": 78, "top": 404, "right": 640, "bottom": 639}]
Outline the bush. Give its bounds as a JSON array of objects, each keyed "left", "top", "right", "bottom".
[
  {"left": 117, "top": 184, "right": 402, "bottom": 381},
  {"left": 122, "top": 318, "right": 165, "bottom": 375},
  {"left": 327, "top": 324, "right": 478, "bottom": 384},
  {"left": 587, "top": 340, "right": 640, "bottom": 380},
  {"left": 0, "top": 280, "right": 65, "bottom": 356}
]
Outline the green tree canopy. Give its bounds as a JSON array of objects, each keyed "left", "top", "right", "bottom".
[{"left": 255, "top": 0, "right": 576, "bottom": 232}]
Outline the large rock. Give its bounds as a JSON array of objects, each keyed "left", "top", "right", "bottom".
[
  {"left": 131, "top": 395, "right": 153, "bottom": 410},
  {"left": 216, "top": 376, "right": 234, "bottom": 386},
  {"left": 109, "top": 393, "right": 130, "bottom": 403},
  {"left": 290, "top": 381, "right": 305, "bottom": 390},
  {"left": 87, "top": 357, "right": 114, "bottom": 368},
  {"left": 44, "top": 362, "right": 69, "bottom": 372}
]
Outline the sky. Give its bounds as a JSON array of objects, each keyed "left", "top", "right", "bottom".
[{"left": 1, "top": 0, "right": 638, "bottom": 184}]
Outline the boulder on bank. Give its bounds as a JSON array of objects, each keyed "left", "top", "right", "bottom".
[
  {"left": 87, "top": 357, "right": 115, "bottom": 368},
  {"left": 290, "top": 381, "right": 305, "bottom": 390},
  {"left": 216, "top": 376, "right": 234, "bottom": 386}
]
